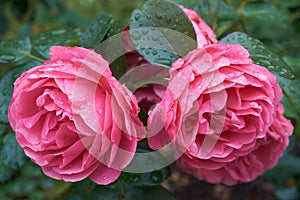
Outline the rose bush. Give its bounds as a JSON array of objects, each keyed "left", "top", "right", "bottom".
[
  {"left": 148, "top": 44, "right": 293, "bottom": 185},
  {"left": 8, "top": 46, "right": 145, "bottom": 185}
]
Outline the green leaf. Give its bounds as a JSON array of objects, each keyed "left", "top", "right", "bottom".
[
  {"left": 219, "top": 32, "right": 295, "bottom": 79},
  {"left": 129, "top": 0, "right": 197, "bottom": 67},
  {"left": 275, "top": 187, "right": 299, "bottom": 200},
  {"left": 79, "top": 14, "right": 112, "bottom": 48},
  {"left": 0, "top": 160, "right": 13, "bottom": 183},
  {"left": 0, "top": 131, "right": 27, "bottom": 169},
  {"left": 242, "top": 2, "right": 290, "bottom": 39},
  {"left": 170, "top": 0, "right": 198, "bottom": 8},
  {"left": 65, "top": 179, "right": 176, "bottom": 200},
  {"left": 106, "top": 20, "right": 127, "bottom": 38},
  {"left": 277, "top": 76, "right": 300, "bottom": 118},
  {"left": 264, "top": 150, "right": 300, "bottom": 185},
  {"left": 94, "top": 25, "right": 127, "bottom": 79},
  {"left": 0, "top": 124, "right": 6, "bottom": 136},
  {"left": 34, "top": 28, "right": 83, "bottom": 59},
  {"left": 277, "top": 0, "right": 300, "bottom": 8},
  {"left": 194, "top": 0, "right": 239, "bottom": 28},
  {"left": 0, "top": 36, "right": 31, "bottom": 64},
  {"left": 126, "top": 185, "right": 176, "bottom": 200},
  {"left": 121, "top": 166, "right": 171, "bottom": 186},
  {"left": 0, "top": 61, "right": 41, "bottom": 123},
  {"left": 1, "top": 177, "right": 38, "bottom": 197}
]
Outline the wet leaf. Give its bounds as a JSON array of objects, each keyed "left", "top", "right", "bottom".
[
  {"left": 275, "top": 187, "right": 299, "bottom": 200},
  {"left": 242, "top": 2, "right": 290, "bottom": 39},
  {"left": 106, "top": 20, "right": 127, "bottom": 38},
  {"left": 0, "top": 131, "right": 26, "bottom": 169},
  {"left": 121, "top": 166, "right": 171, "bottom": 186},
  {"left": 129, "top": 0, "right": 197, "bottom": 67},
  {"left": 0, "top": 124, "right": 6, "bottom": 136},
  {"left": 79, "top": 14, "right": 112, "bottom": 48},
  {"left": 0, "top": 160, "right": 13, "bottom": 183},
  {"left": 220, "top": 32, "right": 295, "bottom": 79},
  {"left": 34, "top": 28, "right": 83, "bottom": 59},
  {"left": 0, "top": 36, "right": 31, "bottom": 64},
  {"left": 194, "top": 0, "right": 239, "bottom": 28},
  {"left": 277, "top": 76, "right": 300, "bottom": 118}
]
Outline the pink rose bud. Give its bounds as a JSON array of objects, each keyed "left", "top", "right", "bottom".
[
  {"left": 148, "top": 44, "right": 293, "bottom": 185},
  {"left": 8, "top": 46, "right": 145, "bottom": 185}
]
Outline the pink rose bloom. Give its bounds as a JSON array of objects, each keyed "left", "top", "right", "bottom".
[
  {"left": 8, "top": 46, "right": 145, "bottom": 185},
  {"left": 121, "top": 5, "right": 217, "bottom": 111},
  {"left": 147, "top": 44, "right": 293, "bottom": 185}
]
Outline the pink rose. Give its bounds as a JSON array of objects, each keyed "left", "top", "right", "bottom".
[
  {"left": 147, "top": 44, "right": 293, "bottom": 185},
  {"left": 8, "top": 46, "right": 145, "bottom": 185}
]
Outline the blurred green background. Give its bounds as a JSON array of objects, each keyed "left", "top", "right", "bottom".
[
  {"left": 0, "top": 0, "right": 300, "bottom": 199},
  {"left": 0, "top": 0, "right": 144, "bottom": 40}
]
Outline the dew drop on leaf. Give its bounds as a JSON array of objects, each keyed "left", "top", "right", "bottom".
[
  {"left": 0, "top": 54, "right": 16, "bottom": 62},
  {"left": 154, "top": 58, "right": 172, "bottom": 66},
  {"left": 51, "top": 29, "right": 66, "bottom": 35},
  {"left": 135, "top": 13, "right": 141, "bottom": 20},
  {"left": 131, "top": 31, "right": 141, "bottom": 40},
  {"left": 155, "top": 13, "right": 163, "bottom": 19}
]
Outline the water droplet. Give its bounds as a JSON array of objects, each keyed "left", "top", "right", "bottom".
[
  {"left": 155, "top": 13, "right": 163, "bottom": 19},
  {"left": 152, "top": 37, "right": 159, "bottom": 41},
  {"left": 290, "top": 74, "right": 296, "bottom": 79},
  {"left": 172, "top": 24, "right": 177, "bottom": 29},
  {"left": 145, "top": 50, "right": 150, "bottom": 55},
  {"left": 150, "top": 171, "right": 163, "bottom": 183},
  {"left": 146, "top": 15, "right": 152, "bottom": 20},
  {"left": 155, "top": 1, "right": 161, "bottom": 6},
  {"left": 51, "top": 29, "right": 66, "bottom": 35},
  {"left": 279, "top": 68, "right": 288, "bottom": 76},
  {"left": 175, "top": 19, "right": 179, "bottom": 24},
  {"left": 131, "top": 31, "right": 141, "bottom": 40},
  {"left": 103, "top": 176, "right": 108, "bottom": 180},
  {"left": 135, "top": 13, "right": 141, "bottom": 20},
  {"left": 129, "top": 175, "right": 140, "bottom": 183},
  {"left": 268, "top": 65, "right": 275, "bottom": 71},
  {"left": 142, "top": 29, "right": 148, "bottom": 35},
  {"left": 154, "top": 58, "right": 172, "bottom": 66},
  {"left": 0, "top": 54, "right": 16, "bottom": 62},
  {"left": 152, "top": 50, "right": 158, "bottom": 55},
  {"left": 237, "top": 37, "right": 245, "bottom": 43},
  {"left": 147, "top": 157, "right": 153, "bottom": 164}
]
